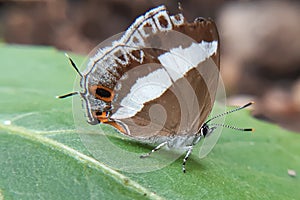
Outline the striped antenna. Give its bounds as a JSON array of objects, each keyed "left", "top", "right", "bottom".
[
  {"left": 204, "top": 102, "right": 254, "bottom": 133},
  {"left": 206, "top": 102, "right": 254, "bottom": 124},
  {"left": 207, "top": 123, "right": 254, "bottom": 132}
]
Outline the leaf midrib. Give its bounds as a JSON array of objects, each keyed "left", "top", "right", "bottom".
[{"left": 0, "top": 123, "right": 164, "bottom": 200}]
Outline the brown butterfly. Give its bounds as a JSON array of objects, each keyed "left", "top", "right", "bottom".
[{"left": 59, "top": 5, "right": 253, "bottom": 173}]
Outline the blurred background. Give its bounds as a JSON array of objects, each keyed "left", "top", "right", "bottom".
[{"left": 0, "top": 0, "right": 299, "bottom": 132}]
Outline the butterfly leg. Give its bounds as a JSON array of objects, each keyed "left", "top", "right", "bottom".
[
  {"left": 182, "top": 145, "right": 193, "bottom": 173},
  {"left": 140, "top": 141, "right": 168, "bottom": 158}
]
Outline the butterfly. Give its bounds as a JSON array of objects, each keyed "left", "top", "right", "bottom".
[{"left": 58, "top": 5, "right": 253, "bottom": 173}]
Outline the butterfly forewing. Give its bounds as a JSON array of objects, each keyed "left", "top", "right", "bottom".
[{"left": 81, "top": 5, "right": 220, "bottom": 141}]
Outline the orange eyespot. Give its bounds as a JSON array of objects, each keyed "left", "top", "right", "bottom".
[
  {"left": 93, "top": 110, "right": 109, "bottom": 123},
  {"left": 89, "top": 85, "right": 114, "bottom": 102}
]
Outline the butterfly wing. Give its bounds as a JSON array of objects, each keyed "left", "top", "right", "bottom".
[
  {"left": 109, "top": 8, "right": 220, "bottom": 139},
  {"left": 81, "top": 6, "right": 220, "bottom": 141}
]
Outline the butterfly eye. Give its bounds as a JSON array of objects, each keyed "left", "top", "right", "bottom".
[
  {"left": 201, "top": 125, "right": 209, "bottom": 137},
  {"left": 89, "top": 85, "right": 114, "bottom": 102}
]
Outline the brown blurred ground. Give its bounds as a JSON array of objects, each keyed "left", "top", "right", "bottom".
[{"left": 0, "top": 0, "right": 299, "bottom": 132}]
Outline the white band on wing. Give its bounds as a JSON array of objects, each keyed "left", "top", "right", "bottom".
[{"left": 112, "top": 41, "right": 218, "bottom": 119}]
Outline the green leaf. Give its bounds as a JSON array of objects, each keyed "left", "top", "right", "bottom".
[{"left": 0, "top": 44, "right": 299, "bottom": 200}]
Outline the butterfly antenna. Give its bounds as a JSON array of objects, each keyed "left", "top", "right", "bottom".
[
  {"left": 206, "top": 102, "right": 254, "bottom": 124},
  {"left": 207, "top": 123, "right": 254, "bottom": 132},
  {"left": 64, "top": 53, "right": 83, "bottom": 77}
]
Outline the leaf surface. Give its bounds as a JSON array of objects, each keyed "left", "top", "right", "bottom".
[{"left": 0, "top": 44, "right": 299, "bottom": 200}]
